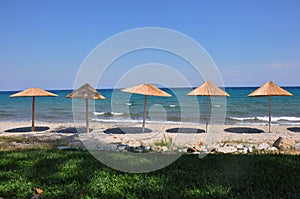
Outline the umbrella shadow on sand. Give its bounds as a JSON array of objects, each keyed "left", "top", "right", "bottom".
[
  {"left": 224, "top": 127, "right": 264, "bottom": 134},
  {"left": 5, "top": 126, "right": 50, "bottom": 133},
  {"left": 53, "top": 127, "right": 93, "bottom": 133},
  {"left": 287, "top": 127, "right": 300, "bottom": 133},
  {"left": 166, "top": 128, "right": 205, "bottom": 133},
  {"left": 104, "top": 127, "right": 152, "bottom": 134}
]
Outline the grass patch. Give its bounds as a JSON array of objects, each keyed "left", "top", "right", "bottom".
[
  {"left": 0, "top": 136, "right": 69, "bottom": 150},
  {"left": 0, "top": 150, "right": 299, "bottom": 198}
]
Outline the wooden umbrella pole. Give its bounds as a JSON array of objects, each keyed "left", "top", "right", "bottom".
[
  {"left": 268, "top": 96, "right": 271, "bottom": 133},
  {"left": 32, "top": 96, "right": 35, "bottom": 132},
  {"left": 206, "top": 96, "right": 210, "bottom": 133},
  {"left": 86, "top": 98, "right": 89, "bottom": 133},
  {"left": 142, "top": 95, "right": 148, "bottom": 133}
]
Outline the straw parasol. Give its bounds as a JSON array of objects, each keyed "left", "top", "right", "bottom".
[
  {"left": 248, "top": 81, "right": 292, "bottom": 133},
  {"left": 10, "top": 88, "right": 58, "bottom": 131},
  {"left": 187, "top": 81, "right": 229, "bottom": 133},
  {"left": 66, "top": 83, "right": 105, "bottom": 133},
  {"left": 121, "top": 83, "right": 171, "bottom": 132}
]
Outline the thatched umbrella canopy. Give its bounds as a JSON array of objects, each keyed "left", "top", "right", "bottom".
[
  {"left": 121, "top": 83, "right": 171, "bottom": 132},
  {"left": 10, "top": 88, "right": 58, "bottom": 132},
  {"left": 248, "top": 81, "right": 292, "bottom": 133},
  {"left": 66, "top": 83, "right": 105, "bottom": 133},
  {"left": 187, "top": 81, "right": 229, "bottom": 133}
]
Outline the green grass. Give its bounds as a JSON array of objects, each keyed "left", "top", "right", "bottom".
[{"left": 0, "top": 150, "right": 299, "bottom": 198}]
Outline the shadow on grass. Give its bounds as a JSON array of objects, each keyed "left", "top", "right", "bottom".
[
  {"left": 104, "top": 127, "right": 152, "bottom": 134},
  {"left": 224, "top": 127, "right": 264, "bottom": 134},
  {"left": 287, "top": 127, "right": 300, "bottom": 133},
  {"left": 4, "top": 126, "right": 50, "bottom": 133},
  {"left": 1, "top": 151, "right": 299, "bottom": 198},
  {"left": 166, "top": 128, "right": 205, "bottom": 133}
]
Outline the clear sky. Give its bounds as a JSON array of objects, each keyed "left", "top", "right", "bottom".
[{"left": 1, "top": 0, "right": 300, "bottom": 91}]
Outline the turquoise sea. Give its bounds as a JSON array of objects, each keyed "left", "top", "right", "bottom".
[{"left": 0, "top": 87, "right": 299, "bottom": 126}]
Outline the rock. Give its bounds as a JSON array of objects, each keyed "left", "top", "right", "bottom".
[
  {"left": 248, "top": 147, "right": 253, "bottom": 153},
  {"left": 150, "top": 145, "right": 156, "bottom": 151},
  {"left": 155, "top": 146, "right": 162, "bottom": 152},
  {"left": 272, "top": 137, "right": 282, "bottom": 148},
  {"left": 237, "top": 144, "right": 244, "bottom": 150},
  {"left": 182, "top": 148, "right": 188, "bottom": 153},
  {"left": 57, "top": 146, "right": 71, "bottom": 150},
  {"left": 192, "top": 152, "right": 200, "bottom": 155},
  {"left": 280, "top": 138, "right": 296, "bottom": 150},
  {"left": 144, "top": 146, "right": 151, "bottom": 152},
  {"left": 295, "top": 143, "right": 300, "bottom": 151},
  {"left": 243, "top": 148, "right": 248, "bottom": 154},
  {"left": 134, "top": 146, "right": 144, "bottom": 153},
  {"left": 267, "top": 147, "right": 278, "bottom": 151},
  {"left": 117, "top": 144, "right": 128, "bottom": 151},
  {"left": 257, "top": 142, "right": 269, "bottom": 151},
  {"left": 162, "top": 146, "right": 168, "bottom": 152},
  {"left": 216, "top": 146, "right": 237, "bottom": 154}
]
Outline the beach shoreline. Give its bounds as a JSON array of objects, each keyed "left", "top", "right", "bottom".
[{"left": 0, "top": 121, "right": 299, "bottom": 154}]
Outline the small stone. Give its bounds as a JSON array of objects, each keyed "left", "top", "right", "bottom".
[
  {"left": 144, "top": 146, "right": 151, "bottom": 152},
  {"left": 192, "top": 152, "right": 200, "bottom": 155},
  {"left": 258, "top": 142, "right": 270, "bottom": 151},
  {"left": 162, "top": 146, "right": 168, "bottom": 152},
  {"left": 237, "top": 144, "right": 244, "bottom": 150},
  {"left": 248, "top": 147, "right": 253, "bottom": 153},
  {"left": 134, "top": 146, "right": 144, "bottom": 153},
  {"left": 182, "top": 148, "right": 188, "bottom": 153},
  {"left": 117, "top": 144, "right": 127, "bottom": 151},
  {"left": 295, "top": 143, "right": 300, "bottom": 151},
  {"left": 216, "top": 146, "right": 237, "bottom": 154},
  {"left": 150, "top": 145, "right": 156, "bottom": 151},
  {"left": 267, "top": 147, "right": 278, "bottom": 151},
  {"left": 155, "top": 146, "right": 162, "bottom": 151},
  {"left": 57, "top": 146, "right": 71, "bottom": 150},
  {"left": 243, "top": 148, "right": 248, "bottom": 154}
]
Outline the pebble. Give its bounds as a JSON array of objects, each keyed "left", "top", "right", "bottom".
[
  {"left": 162, "top": 146, "right": 168, "bottom": 152},
  {"left": 257, "top": 142, "right": 270, "bottom": 151},
  {"left": 294, "top": 143, "right": 300, "bottom": 151},
  {"left": 237, "top": 144, "right": 244, "bottom": 150},
  {"left": 57, "top": 146, "right": 71, "bottom": 150},
  {"left": 216, "top": 146, "right": 237, "bottom": 154}
]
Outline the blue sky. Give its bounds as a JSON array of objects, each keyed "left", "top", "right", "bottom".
[{"left": 1, "top": 0, "right": 300, "bottom": 90}]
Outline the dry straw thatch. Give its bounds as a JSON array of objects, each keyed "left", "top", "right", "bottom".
[
  {"left": 248, "top": 81, "right": 292, "bottom": 97},
  {"left": 248, "top": 81, "right": 293, "bottom": 133},
  {"left": 187, "top": 81, "right": 230, "bottom": 133},
  {"left": 121, "top": 83, "right": 171, "bottom": 132},
  {"left": 10, "top": 87, "right": 57, "bottom": 97},
  {"left": 66, "top": 83, "right": 105, "bottom": 100},
  {"left": 187, "top": 81, "right": 229, "bottom": 96},
  {"left": 66, "top": 83, "right": 105, "bottom": 133},
  {"left": 121, "top": 83, "right": 171, "bottom": 97},
  {"left": 10, "top": 88, "right": 58, "bottom": 132}
]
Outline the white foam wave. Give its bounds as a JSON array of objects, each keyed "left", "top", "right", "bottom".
[
  {"left": 169, "top": 104, "right": 176, "bottom": 108},
  {"left": 230, "top": 116, "right": 300, "bottom": 122},
  {"left": 213, "top": 105, "right": 221, "bottom": 108},
  {"left": 111, "top": 112, "right": 123, "bottom": 116},
  {"left": 229, "top": 117, "right": 256, "bottom": 121},
  {"left": 93, "top": 112, "right": 105, "bottom": 115},
  {"left": 125, "top": 103, "right": 132, "bottom": 106},
  {"left": 91, "top": 118, "right": 196, "bottom": 125}
]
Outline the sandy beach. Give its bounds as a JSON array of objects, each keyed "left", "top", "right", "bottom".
[{"left": 1, "top": 121, "right": 299, "bottom": 154}]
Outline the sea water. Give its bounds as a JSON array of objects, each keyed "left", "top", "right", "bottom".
[{"left": 0, "top": 87, "right": 299, "bottom": 126}]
